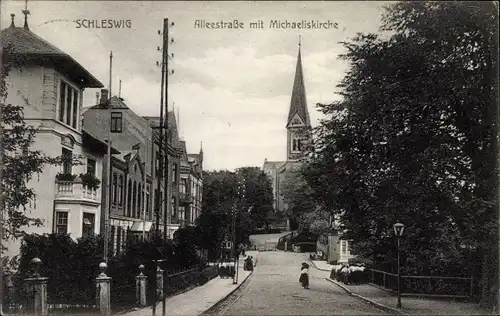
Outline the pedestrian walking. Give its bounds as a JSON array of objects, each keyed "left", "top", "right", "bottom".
[{"left": 299, "top": 262, "right": 309, "bottom": 289}]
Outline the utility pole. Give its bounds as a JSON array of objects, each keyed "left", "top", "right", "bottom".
[
  {"left": 104, "top": 51, "right": 113, "bottom": 263},
  {"left": 163, "top": 19, "right": 174, "bottom": 241},
  {"left": 155, "top": 19, "right": 167, "bottom": 244}
]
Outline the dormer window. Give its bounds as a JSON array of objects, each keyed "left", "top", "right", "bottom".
[
  {"left": 58, "top": 79, "right": 80, "bottom": 129},
  {"left": 111, "top": 112, "right": 123, "bottom": 133}
]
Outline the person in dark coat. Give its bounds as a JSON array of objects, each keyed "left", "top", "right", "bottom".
[{"left": 299, "top": 262, "right": 309, "bottom": 289}]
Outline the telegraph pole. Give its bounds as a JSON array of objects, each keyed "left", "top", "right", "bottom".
[
  {"left": 104, "top": 51, "right": 113, "bottom": 263},
  {"left": 163, "top": 19, "right": 174, "bottom": 241},
  {"left": 155, "top": 19, "right": 167, "bottom": 244}
]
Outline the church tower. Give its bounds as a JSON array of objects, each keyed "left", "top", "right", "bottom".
[{"left": 286, "top": 39, "right": 311, "bottom": 161}]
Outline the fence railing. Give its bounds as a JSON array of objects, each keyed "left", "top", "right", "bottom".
[
  {"left": 369, "top": 268, "right": 473, "bottom": 298},
  {"left": 164, "top": 267, "right": 200, "bottom": 297}
]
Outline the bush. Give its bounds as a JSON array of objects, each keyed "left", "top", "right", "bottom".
[
  {"left": 18, "top": 233, "right": 203, "bottom": 311},
  {"left": 348, "top": 256, "right": 373, "bottom": 268}
]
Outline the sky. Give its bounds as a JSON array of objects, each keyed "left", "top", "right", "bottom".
[{"left": 1, "top": 0, "right": 390, "bottom": 171}]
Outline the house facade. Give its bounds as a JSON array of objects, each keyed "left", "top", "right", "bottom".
[
  {"left": 142, "top": 114, "right": 183, "bottom": 238},
  {"left": 178, "top": 141, "right": 203, "bottom": 227},
  {"left": 83, "top": 94, "right": 165, "bottom": 244},
  {"left": 187, "top": 151, "right": 203, "bottom": 224},
  {"left": 1, "top": 16, "right": 115, "bottom": 257}
]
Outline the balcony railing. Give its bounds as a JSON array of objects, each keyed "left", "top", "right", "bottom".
[
  {"left": 55, "top": 181, "right": 99, "bottom": 202},
  {"left": 179, "top": 192, "right": 193, "bottom": 204}
]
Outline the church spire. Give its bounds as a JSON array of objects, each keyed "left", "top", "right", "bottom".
[{"left": 286, "top": 37, "right": 310, "bottom": 128}]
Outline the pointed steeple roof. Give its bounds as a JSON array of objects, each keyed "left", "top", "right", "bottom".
[{"left": 286, "top": 40, "right": 311, "bottom": 128}]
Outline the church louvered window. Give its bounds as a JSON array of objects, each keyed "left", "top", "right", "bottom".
[{"left": 292, "top": 138, "right": 302, "bottom": 152}]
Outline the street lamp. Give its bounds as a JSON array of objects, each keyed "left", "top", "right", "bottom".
[{"left": 393, "top": 222, "right": 405, "bottom": 309}]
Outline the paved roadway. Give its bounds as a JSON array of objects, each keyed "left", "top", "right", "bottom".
[{"left": 205, "top": 251, "right": 392, "bottom": 315}]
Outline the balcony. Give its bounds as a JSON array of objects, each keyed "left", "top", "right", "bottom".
[
  {"left": 55, "top": 181, "right": 100, "bottom": 205},
  {"left": 179, "top": 192, "right": 193, "bottom": 204}
]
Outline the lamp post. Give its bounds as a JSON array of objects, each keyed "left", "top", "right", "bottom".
[{"left": 393, "top": 222, "right": 405, "bottom": 309}]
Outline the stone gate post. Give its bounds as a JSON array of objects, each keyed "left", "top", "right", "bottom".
[
  {"left": 136, "top": 264, "right": 147, "bottom": 306},
  {"left": 24, "top": 258, "right": 48, "bottom": 316},
  {"left": 96, "top": 262, "right": 111, "bottom": 316}
]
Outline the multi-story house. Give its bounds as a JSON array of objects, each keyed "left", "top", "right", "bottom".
[
  {"left": 83, "top": 93, "right": 159, "bottom": 250},
  {"left": 1, "top": 15, "right": 117, "bottom": 257},
  {"left": 187, "top": 150, "right": 203, "bottom": 224},
  {"left": 142, "top": 113, "right": 182, "bottom": 238},
  {"left": 178, "top": 141, "right": 202, "bottom": 227}
]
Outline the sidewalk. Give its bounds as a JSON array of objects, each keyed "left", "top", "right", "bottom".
[
  {"left": 120, "top": 251, "right": 258, "bottom": 316},
  {"left": 309, "top": 259, "right": 492, "bottom": 315}
]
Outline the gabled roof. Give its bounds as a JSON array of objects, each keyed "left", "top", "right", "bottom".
[
  {"left": 286, "top": 45, "right": 311, "bottom": 128},
  {"left": 142, "top": 112, "right": 181, "bottom": 148},
  {"left": 89, "top": 96, "right": 129, "bottom": 109},
  {"left": 180, "top": 141, "right": 190, "bottom": 168},
  {"left": 1, "top": 25, "right": 103, "bottom": 88},
  {"left": 119, "top": 150, "right": 146, "bottom": 177}
]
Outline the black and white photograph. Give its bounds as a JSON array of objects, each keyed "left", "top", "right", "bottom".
[{"left": 0, "top": 1, "right": 498, "bottom": 315}]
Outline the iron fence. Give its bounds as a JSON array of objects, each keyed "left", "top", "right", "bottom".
[{"left": 369, "top": 268, "right": 473, "bottom": 298}]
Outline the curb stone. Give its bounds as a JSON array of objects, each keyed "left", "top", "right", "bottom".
[
  {"left": 197, "top": 252, "right": 259, "bottom": 316},
  {"left": 325, "top": 278, "right": 408, "bottom": 315},
  {"left": 307, "top": 258, "right": 331, "bottom": 272},
  {"left": 307, "top": 257, "right": 407, "bottom": 315}
]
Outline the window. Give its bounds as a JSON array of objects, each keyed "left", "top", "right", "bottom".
[
  {"left": 87, "top": 158, "right": 96, "bottom": 176},
  {"left": 127, "top": 179, "right": 132, "bottom": 217},
  {"left": 110, "top": 112, "right": 123, "bottom": 133},
  {"left": 72, "top": 90, "right": 78, "bottom": 128},
  {"left": 292, "top": 138, "right": 302, "bottom": 152},
  {"left": 180, "top": 179, "right": 187, "bottom": 194},
  {"left": 146, "top": 185, "right": 150, "bottom": 216},
  {"left": 118, "top": 175, "right": 123, "bottom": 204},
  {"left": 138, "top": 183, "right": 142, "bottom": 218},
  {"left": 58, "top": 79, "right": 80, "bottom": 128},
  {"left": 172, "top": 164, "right": 177, "bottom": 184},
  {"left": 62, "top": 148, "right": 72, "bottom": 174},
  {"left": 155, "top": 151, "right": 160, "bottom": 177},
  {"left": 112, "top": 173, "right": 117, "bottom": 204},
  {"left": 82, "top": 213, "right": 95, "bottom": 237},
  {"left": 58, "top": 81, "right": 66, "bottom": 122},
  {"left": 55, "top": 212, "right": 68, "bottom": 234},
  {"left": 171, "top": 197, "right": 176, "bottom": 218},
  {"left": 132, "top": 181, "right": 137, "bottom": 218}
]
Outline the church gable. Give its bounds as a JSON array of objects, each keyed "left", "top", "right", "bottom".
[{"left": 288, "top": 113, "right": 305, "bottom": 128}]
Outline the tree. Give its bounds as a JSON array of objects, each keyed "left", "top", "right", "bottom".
[
  {"left": 280, "top": 165, "right": 319, "bottom": 232},
  {"left": 304, "top": 1, "right": 498, "bottom": 308},
  {"left": 236, "top": 167, "right": 274, "bottom": 230}
]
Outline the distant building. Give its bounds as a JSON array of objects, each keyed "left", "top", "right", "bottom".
[
  {"left": 142, "top": 114, "right": 183, "bottom": 237},
  {"left": 1, "top": 14, "right": 118, "bottom": 257},
  {"left": 187, "top": 150, "right": 203, "bottom": 224},
  {"left": 83, "top": 94, "right": 162, "bottom": 246},
  {"left": 263, "top": 41, "right": 312, "bottom": 228}
]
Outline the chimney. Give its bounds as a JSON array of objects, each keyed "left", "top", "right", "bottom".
[{"left": 100, "top": 89, "right": 109, "bottom": 104}]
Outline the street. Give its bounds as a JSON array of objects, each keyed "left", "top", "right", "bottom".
[{"left": 205, "top": 251, "right": 392, "bottom": 315}]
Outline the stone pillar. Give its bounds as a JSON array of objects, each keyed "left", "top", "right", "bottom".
[
  {"left": 96, "top": 262, "right": 111, "bottom": 316},
  {"left": 284, "top": 242, "right": 288, "bottom": 252},
  {"left": 136, "top": 264, "right": 147, "bottom": 306},
  {"left": 24, "top": 257, "right": 48, "bottom": 316},
  {"left": 156, "top": 266, "right": 164, "bottom": 300}
]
